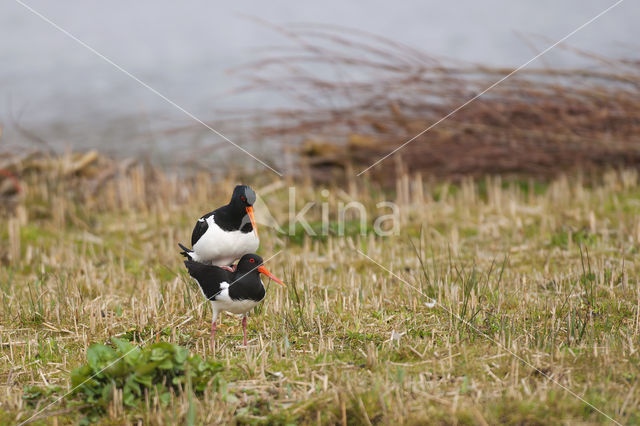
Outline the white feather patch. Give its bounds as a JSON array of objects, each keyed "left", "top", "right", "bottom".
[
  {"left": 192, "top": 214, "right": 259, "bottom": 266},
  {"left": 213, "top": 288, "right": 260, "bottom": 315}
]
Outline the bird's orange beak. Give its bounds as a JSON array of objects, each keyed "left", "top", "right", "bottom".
[
  {"left": 258, "top": 265, "right": 286, "bottom": 287},
  {"left": 246, "top": 206, "right": 259, "bottom": 238}
]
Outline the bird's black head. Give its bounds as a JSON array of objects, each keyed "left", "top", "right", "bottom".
[
  {"left": 230, "top": 185, "right": 259, "bottom": 236},
  {"left": 235, "top": 253, "right": 286, "bottom": 287},
  {"left": 231, "top": 185, "right": 256, "bottom": 208},
  {"left": 236, "top": 253, "right": 264, "bottom": 273}
]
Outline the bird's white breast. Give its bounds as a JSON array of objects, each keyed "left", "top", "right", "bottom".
[
  {"left": 192, "top": 215, "right": 259, "bottom": 266},
  {"left": 211, "top": 289, "right": 261, "bottom": 315}
]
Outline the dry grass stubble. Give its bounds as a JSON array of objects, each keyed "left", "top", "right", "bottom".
[{"left": 0, "top": 154, "right": 639, "bottom": 424}]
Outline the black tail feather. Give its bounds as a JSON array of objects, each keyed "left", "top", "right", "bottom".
[
  {"left": 178, "top": 242, "right": 193, "bottom": 259},
  {"left": 183, "top": 259, "right": 232, "bottom": 300}
]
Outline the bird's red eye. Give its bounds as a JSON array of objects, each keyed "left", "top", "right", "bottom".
[
  {"left": 249, "top": 258, "right": 255, "bottom": 263},
  {"left": 241, "top": 196, "right": 247, "bottom": 202}
]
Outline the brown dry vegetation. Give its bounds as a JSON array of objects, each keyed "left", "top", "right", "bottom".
[
  {"left": 228, "top": 25, "right": 640, "bottom": 183},
  {"left": 0, "top": 152, "right": 639, "bottom": 424}
]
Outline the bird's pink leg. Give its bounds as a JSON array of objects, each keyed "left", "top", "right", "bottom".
[
  {"left": 211, "top": 321, "right": 217, "bottom": 351},
  {"left": 242, "top": 316, "right": 248, "bottom": 346},
  {"left": 220, "top": 264, "right": 238, "bottom": 272}
]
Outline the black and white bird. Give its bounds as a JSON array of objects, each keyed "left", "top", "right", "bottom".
[
  {"left": 184, "top": 253, "right": 285, "bottom": 347},
  {"left": 179, "top": 185, "right": 259, "bottom": 267}
]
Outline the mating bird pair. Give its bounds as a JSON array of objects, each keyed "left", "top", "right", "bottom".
[{"left": 179, "top": 185, "right": 285, "bottom": 347}]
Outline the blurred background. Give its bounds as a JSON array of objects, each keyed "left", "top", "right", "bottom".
[
  {"left": 4, "top": 3, "right": 640, "bottom": 423},
  {"left": 1, "top": 0, "right": 639, "bottom": 179}
]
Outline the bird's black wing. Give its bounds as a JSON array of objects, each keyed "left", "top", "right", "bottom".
[
  {"left": 184, "top": 259, "right": 233, "bottom": 300},
  {"left": 191, "top": 212, "right": 214, "bottom": 246}
]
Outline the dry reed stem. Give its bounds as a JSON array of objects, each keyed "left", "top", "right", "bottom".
[{"left": 210, "top": 25, "right": 640, "bottom": 183}]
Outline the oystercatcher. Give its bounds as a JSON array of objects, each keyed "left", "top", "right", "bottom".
[
  {"left": 184, "top": 253, "right": 285, "bottom": 347},
  {"left": 179, "top": 185, "right": 259, "bottom": 267}
]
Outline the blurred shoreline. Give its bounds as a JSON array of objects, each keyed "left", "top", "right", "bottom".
[{"left": 2, "top": 1, "right": 638, "bottom": 162}]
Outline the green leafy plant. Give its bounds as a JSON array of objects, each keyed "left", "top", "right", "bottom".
[
  {"left": 69, "top": 338, "right": 223, "bottom": 412},
  {"left": 22, "top": 385, "right": 63, "bottom": 407}
]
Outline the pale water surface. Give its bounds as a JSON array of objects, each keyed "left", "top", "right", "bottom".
[{"left": 0, "top": 0, "right": 637, "bottom": 166}]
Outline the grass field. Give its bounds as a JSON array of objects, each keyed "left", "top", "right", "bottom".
[{"left": 1, "top": 159, "right": 640, "bottom": 424}]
